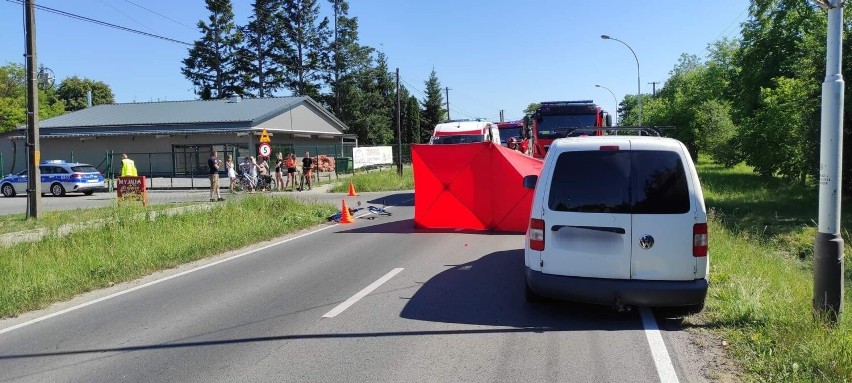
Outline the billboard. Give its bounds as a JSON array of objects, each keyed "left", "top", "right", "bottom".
[{"left": 353, "top": 146, "right": 393, "bottom": 169}]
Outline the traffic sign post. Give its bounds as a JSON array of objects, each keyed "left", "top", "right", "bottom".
[{"left": 258, "top": 142, "right": 272, "bottom": 158}]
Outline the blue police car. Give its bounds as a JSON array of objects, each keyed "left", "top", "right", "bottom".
[{"left": 1, "top": 160, "right": 105, "bottom": 197}]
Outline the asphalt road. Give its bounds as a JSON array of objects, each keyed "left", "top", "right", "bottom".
[{"left": 0, "top": 192, "right": 706, "bottom": 382}]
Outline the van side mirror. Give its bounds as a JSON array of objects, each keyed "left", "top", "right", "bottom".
[
  {"left": 605, "top": 114, "right": 613, "bottom": 127},
  {"left": 523, "top": 174, "right": 538, "bottom": 189}
]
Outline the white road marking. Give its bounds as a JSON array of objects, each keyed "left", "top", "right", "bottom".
[
  {"left": 639, "top": 307, "right": 680, "bottom": 383},
  {"left": 322, "top": 268, "right": 404, "bottom": 318},
  {"left": 0, "top": 223, "right": 339, "bottom": 336}
]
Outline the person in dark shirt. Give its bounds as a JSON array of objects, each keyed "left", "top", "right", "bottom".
[
  {"left": 208, "top": 150, "right": 223, "bottom": 201},
  {"left": 301, "top": 151, "right": 314, "bottom": 191}
]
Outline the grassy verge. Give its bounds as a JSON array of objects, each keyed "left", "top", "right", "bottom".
[
  {"left": 0, "top": 195, "right": 337, "bottom": 318},
  {"left": 329, "top": 167, "right": 414, "bottom": 193},
  {"left": 692, "top": 156, "right": 852, "bottom": 381},
  {"left": 0, "top": 202, "right": 194, "bottom": 235}
]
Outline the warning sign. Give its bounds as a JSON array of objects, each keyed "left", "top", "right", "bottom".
[{"left": 259, "top": 129, "right": 271, "bottom": 143}]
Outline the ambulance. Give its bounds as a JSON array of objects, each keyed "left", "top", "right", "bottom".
[{"left": 429, "top": 119, "right": 501, "bottom": 145}]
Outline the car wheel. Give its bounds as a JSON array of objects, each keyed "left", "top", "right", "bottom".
[
  {"left": 1, "top": 183, "right": 15, "bottom": 197},
  {"left": 50, "top": 183, "right": 66, "bottom": 197},
  {"left": 83, "top": 190, "right": 94, "bottom": 196},
  {"left": 525, "top": 280, "right": 544, "bottom": 302}
]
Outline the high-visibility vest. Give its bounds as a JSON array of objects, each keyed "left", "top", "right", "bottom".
[{"left": 121, "top": 158, "right": 138, "bottom": 176}]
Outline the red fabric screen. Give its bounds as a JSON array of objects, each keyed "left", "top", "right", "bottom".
[{"left": 412, "top": 142, "right": 543, "bottom": 233}]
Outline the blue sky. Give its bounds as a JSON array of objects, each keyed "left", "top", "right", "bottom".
[{"left": 0, "top": 0, "right": 750, "bottom": 122}]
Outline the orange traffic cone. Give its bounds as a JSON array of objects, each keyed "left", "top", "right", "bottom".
[
  {"left": 339, "top": 199, "right": 354, "bottom": 223},
  {"left": 347, "top": 180, "right": 357, "bottom": 196}
]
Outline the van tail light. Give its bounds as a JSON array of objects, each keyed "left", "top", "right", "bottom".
[
  {"left": 529, "top": 218, "right": 545, "bottom": 251},
  {"left": 693, "top": 223, "right": 708, "bottom": 257}
]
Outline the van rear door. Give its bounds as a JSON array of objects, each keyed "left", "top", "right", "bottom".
[
  {"left": 540, "top": 143, "right": 632, "bottom": 279},
  {"left": 628, "top": 142, "right": 697, "bottom": 281}
]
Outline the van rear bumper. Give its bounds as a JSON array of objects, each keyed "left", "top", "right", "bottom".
[{"left": 525, "top": 267, "right": 707, "bottom": 307}]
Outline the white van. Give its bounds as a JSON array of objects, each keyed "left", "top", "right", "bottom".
[
  {"left": 429, "top": 120, "right": 501, "bottom": 145},
  {"left": 522, "top": 135, "right": 708, "bottom": 315}
]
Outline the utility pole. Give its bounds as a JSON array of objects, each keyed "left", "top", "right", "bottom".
[
  {"left": 25, "top": 0, "right": 41, "bottom": 219},
  {"left": 396, "top": 68, "right": 402, "bottom": 176},
  {"left": 445, "top": 87, "right": 451, "bottom": 120},
  {"left": 814, "top": 0, "right": 845, "bottom": 323},
  {"left": 648, "top": 81, "right": 660, "bottom": 97}
]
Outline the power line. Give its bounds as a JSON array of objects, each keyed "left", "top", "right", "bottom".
[
  {"left": 122, "top": 0, "right": 196, "bottom": 31},
  {"left": 3, "top": 0, "right": 192, "bottom": 46},
  {"left": 98, "top": 0, "right": 156, "bottom": 33}
]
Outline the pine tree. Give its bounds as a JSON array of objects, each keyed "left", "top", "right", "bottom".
[
  {"left": 239, "top": 0, "right": 292, "bottom": 98},
  {"left": 326, "top": 0, "right": 371, "bottom": 115},
  {"left": 182, "top": 0, "right": 244, "bottom": 100},
  {"left": 281, "top": 0, "right": 330, "bottom": 98},
  {"left": 402, "top": 91, "right": 421, "bottom": 144},
  {"left": 420, "top": 69, "right": 444, "bottom": 143}
]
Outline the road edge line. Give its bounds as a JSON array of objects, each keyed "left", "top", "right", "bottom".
[
  {"left": 0, "top": 223, "right": 339, "bottom": 336},
  {"left": 639, "top": 307, "right": 680, "bottom": 383}
]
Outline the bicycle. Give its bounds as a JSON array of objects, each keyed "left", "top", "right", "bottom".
[{"left": 233, "top": 174, "right": 257, "bottom": 193}]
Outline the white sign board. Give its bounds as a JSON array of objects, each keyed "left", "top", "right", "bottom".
[{"left": 353, "top": 146, "right": 393, "bottom": 169}]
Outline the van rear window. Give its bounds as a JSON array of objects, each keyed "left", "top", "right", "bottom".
[
  {"left": 547, "top": 150, "right": 690, "bottom": 214},
  {"left": 431, "top": 135, "right": 485, "bottom": 144}
]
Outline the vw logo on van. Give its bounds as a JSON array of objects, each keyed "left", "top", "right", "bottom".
[{"left": 639, "top": 235, "right": 655, "bottom": 249}]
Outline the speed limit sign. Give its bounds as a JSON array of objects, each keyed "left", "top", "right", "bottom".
[{"left": 258, "top": 143, "right": 272, "bottom": 158}]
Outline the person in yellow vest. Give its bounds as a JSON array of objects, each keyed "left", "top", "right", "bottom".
[{"left": 120, "top": 153, "right": 138, "bottom": 176}]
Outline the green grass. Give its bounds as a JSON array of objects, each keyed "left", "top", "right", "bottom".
[
  {"left": 0, "top": 202, "right": 194, "bottom": 235},
  {"left": 329, "top": 167, "right": 414, "bottom": 193},
  {"left": 692, "top": 156, "right": 852, "bottom": 382},
  {"left": 0, "top": 195, "right": 337, "bottom": 318}
]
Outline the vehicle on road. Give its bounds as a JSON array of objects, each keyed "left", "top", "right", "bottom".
[
  {"left": 522, "top": 134, "right": 708, "bottom": 315},
  {"left": 529, "top": 100, "right": 612, "bottom": 158},
  {"left": 1, "top": 160, "right": 105, "bottom": 197},
  {"left": 429, "top": 119, "right": 501, "bottom": 145}
]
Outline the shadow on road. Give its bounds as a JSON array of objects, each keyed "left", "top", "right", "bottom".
[
  {"left": 367, "top": 192, "right": 414, "bottom": 207},
  {"left": 400, "top": 249, "right": 641, "bottom": 331},
  {"left": 337, "top": 219, "right": 520, "bottom": 236}
]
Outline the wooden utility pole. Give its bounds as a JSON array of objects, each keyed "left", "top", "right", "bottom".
[
  {"left": 648, "top": 81, "right": 660, "bottom": 97},
  {"left": 396, "top": 68, "right": 402, "bottom": 175},
  {"left": 25, "top": 0, "right": 41, "bottom": 219},
  {"left": 445, "top": 87, "right": 451, "bottom": 120}
]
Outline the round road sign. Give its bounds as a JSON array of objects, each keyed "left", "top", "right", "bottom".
[{"left": 258, "top": 143, "right": 272, "bottom": 158}]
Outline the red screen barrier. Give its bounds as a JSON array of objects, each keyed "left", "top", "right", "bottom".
[{"left": 412, "top": 143, "right": 543, "bottom": 233}]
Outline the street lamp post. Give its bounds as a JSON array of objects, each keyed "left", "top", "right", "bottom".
[
  {"left": 595, "top": 84, "right": 618, "bottom": 126},
  {"left": 601, "top": 35, "right": 641, "bottom": 126}
]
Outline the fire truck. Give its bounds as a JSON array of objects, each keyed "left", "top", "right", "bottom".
[{"left": 526, "top": 100, "right": 612, "bottom": 159}]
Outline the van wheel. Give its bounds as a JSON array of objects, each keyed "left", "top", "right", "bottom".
[
  {"left": 50, "top": 183, "right": 66, "bottom": 197},
  {"left": 525, "top": 281, "right": 544, "bottom": 302},
  {"left": 656, "top": 302, "right": 705, "bottom": 318}
]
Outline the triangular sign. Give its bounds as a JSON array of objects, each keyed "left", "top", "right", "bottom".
[{"left": 259, "top": 129, "right": 272, "bottom": 143}]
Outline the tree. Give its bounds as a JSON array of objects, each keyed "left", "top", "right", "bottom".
[
  {"left": 238, "top": 0, "right": 291, "bottom": 98},
  {"left": 523, "top": 102, "right": 540, "bottom": 116},
  {"left": 281, "top": 0, "right": 330, "bottom": 98},
  {"left": 325, "top": 0, "right": 371, "bottom": 115},
  {"left": 420, "top": 69, "right": 444, "bottom": 143},
  {"left": 56, "top": 76, "right": 115, "bottom": 111},
  {"left": 182, "top": 0, "right": 244, "bottom": 99},
  {"left": 0, "top": 62, "right": 64, "bottom": 133},
  {"left": 403, "top": 94, "right": 421, "bottom": 144}
]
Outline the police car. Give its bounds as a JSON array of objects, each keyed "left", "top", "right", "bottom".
[{"left": 1, "top": 160, "right": 105, "bottom": 197}]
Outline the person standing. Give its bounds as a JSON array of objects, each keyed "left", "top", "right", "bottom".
[
  {"left": 301, "top": 151, "right": 314, "bottom": 191},
  {"left": 208, "top": 150, "right": 223, "bottom": 201},
  {"left": 285, "top": 153, "right": 297, "bottom": 191},
  {"left": 225, "top": 154, "right": 236, "bottom": 193},
  {"left": 258, "top": 156, "right": 271, "bottom": 191},
  {"left": 274, "top": 152, "right": 285, "bottom": 191},
  {"left": 120, "top": 153, "right": 138, "bottom": 176}
]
